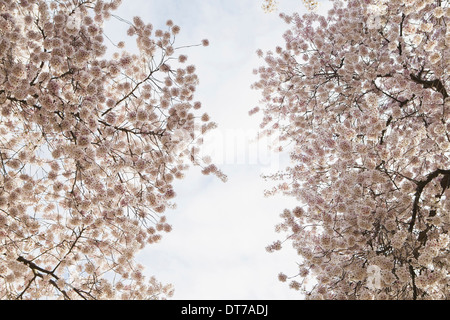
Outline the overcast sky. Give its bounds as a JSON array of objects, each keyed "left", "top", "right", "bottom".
[{"left": 105, "top": 0, "right": 330, "bottom": 300}]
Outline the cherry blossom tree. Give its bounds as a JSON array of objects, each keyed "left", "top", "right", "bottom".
[
  {"left": 253, "top": 0, "right": 449, "bottom": 299},
  {"left": 0, "top": 0, "right": 224, "bottom": 299}
]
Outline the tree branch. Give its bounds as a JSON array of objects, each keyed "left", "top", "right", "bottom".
[
  {"left": 409, "top": 169, "right": 450, "bottom": 232},
  {"left": 409, "top": 264, "right": 418, "bottom": 300},
  {"left": 410, "top": 73, "right": 448, "bottom": 99}
]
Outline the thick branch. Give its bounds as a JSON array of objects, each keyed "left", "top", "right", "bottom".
[
  {"left": 410, "top": 73, "right": 448, "bottom": 99},
  {"left": 409, "top": 169, "right": 450, "bottom": 232},
  {"left": 16, "top": 256, "right": 88, "bottom": 300},
  {"left": 17, "top": 256, "right": 54, "bottom": 276},
  {"left": 409, "top": 264, "right": 418, "bottom": 300}
]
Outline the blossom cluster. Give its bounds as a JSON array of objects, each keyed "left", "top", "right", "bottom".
[
  {"left": 254, "top": 0, "right": 449, "bottom": 299},
  {"left": 0, "top": 0, "right": 222, "bottom": 299}
]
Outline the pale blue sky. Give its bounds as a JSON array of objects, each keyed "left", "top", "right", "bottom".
[{"left": 104, "top": 0, "right": 331, "bottom": 300}]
